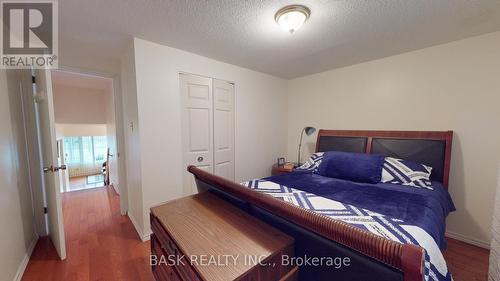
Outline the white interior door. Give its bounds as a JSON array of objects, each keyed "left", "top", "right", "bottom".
[
  {"left": 180, "top": 73, "right": 213, "bottom": 194},
  {"left": 34, "top": 68, "right": 66, "bottom": 260},
  {"left": 213, "top": 79, "right": 235, "bottom": 180}
]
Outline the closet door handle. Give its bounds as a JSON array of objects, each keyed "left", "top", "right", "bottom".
[{"left": 197, "top": 156, "right": 204, "bottom": 162}]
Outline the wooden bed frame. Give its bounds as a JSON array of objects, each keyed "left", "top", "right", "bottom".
[{"left": 188, "top": 130, "right": 453, "bottom": 281}]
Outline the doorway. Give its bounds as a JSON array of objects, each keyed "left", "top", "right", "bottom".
[
  {"left": 21, "top": 67, "right": 126, "bottom": 261},
  {"left": 51, "top": 70, "right": 119, "bottom": 194}
]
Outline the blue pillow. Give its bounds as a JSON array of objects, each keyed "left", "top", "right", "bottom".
[{"left": 318, "top": 151, "right": 384, "bottom": 183}]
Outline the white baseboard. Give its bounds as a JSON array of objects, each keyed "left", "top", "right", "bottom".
[
  {"left": 127, "top": 213, "right": 150, "bottom": 242},
  {"left": 446, "top": 231, "right": 490, "bottom": 249},
  {"left": 143, "top": 229, "right": 152, "bottom": 242},
  {"left": 13, "top": 235, "right": 39, "bottom": 281},
  {"left": 110, "top": 183, "right": 120, "bottom": 195}
]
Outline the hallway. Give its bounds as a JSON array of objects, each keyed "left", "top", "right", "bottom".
[{"left": 22, "top": 186, "right": 153, "bottom": 281}]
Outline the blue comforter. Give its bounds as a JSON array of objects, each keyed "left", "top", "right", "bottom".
[{"left": 264, "top": 170, "right": 455, "bottom": 250}]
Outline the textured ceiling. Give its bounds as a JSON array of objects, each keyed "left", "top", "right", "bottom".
[
  {"left": 59, "top": 0, "right": 500, "bottom": 78},
  {"left": 52, "top": 70, "right": 112, "bottom": 91}
]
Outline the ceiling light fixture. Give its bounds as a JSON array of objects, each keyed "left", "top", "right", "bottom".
[{"left": 275, "top": 5, "right": 311, "bottom": 34}]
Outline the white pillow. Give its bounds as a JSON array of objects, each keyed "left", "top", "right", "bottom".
[
  {"left": 296, "top": 152, "right": 324, "bottom": 173},
  {"left": 381, "top": 157, "right": 433, "bottom": 189}
]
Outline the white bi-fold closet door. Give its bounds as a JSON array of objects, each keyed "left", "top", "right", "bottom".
[{"left": 180, "top": 73, "right": 235, "bottom": 194}]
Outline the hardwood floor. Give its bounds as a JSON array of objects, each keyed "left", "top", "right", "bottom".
[
  {"left": 22, "top": 186, "right": 153, "bottom": 281},
  {"left": 444, "top": 238, "right": 489, "bottom": 281},
  {"left": 67, "top": 175, "right": 105, "bottom": 192},
  {"left": 22, "top": 186, "right": 489, "bottom": 281}
]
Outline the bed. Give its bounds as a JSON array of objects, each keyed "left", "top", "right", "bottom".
[{"left": 188, "top": 130, "right": 454, "bottom": 281}]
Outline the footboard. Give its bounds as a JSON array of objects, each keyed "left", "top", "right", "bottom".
[{"left": 188, "top": 166, "right": 425, "bottom": 281}]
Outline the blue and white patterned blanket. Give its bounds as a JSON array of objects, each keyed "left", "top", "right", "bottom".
[{"left": 242, "top": 179, "right": 453, "bottom": 281}]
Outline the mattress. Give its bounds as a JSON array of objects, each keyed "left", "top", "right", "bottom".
[{"left": 242, "top": 170, "right": 456, "bottom": 281}]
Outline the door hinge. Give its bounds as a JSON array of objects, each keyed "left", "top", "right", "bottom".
[
  {"left": 32, "top": 75, "right": 36, "bottom": 84},
  {"left": 43, "top": 207, "right": 48, "bottom": 214}
]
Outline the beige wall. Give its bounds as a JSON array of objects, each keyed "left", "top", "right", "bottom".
[
  {"left": 55, "top": 124, "right": 107, "bottom": 138},
  {"left": 0, "top": 70, "right": 37, "bottom": 281},
  {"left": 287, "top": 31, "right": 500, "bottom": 247},
  {"left": 132, "top": 38, "right": 288, "bottom": 239},
  {"left": 59, "top": 36, "right": 121, "bottom": 75},
  {"left": 53, "top": 84, "right": 107, "bottom": 124}
]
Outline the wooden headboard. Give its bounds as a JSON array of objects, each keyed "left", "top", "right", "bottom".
[{"left": 315, "top": 130, "right": 453, "bottom": 188}]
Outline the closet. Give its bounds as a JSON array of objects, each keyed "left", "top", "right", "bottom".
[{"left": 180, "top": 73, "right": 235, "bottom": 194}]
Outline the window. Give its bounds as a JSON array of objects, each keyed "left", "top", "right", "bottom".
[
  {"left": 93, "top": 136, "right": 107, "bottom": 162},
  {"left": 64, "top": 137, "right": 81, "bottom": 164},
  {"left": 64, "top": 136, "right": 108, "bottom": 166}
]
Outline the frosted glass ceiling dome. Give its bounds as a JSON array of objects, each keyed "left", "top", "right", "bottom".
[{"left": 275, "top": 5, "right": 311, "bottom": 34}]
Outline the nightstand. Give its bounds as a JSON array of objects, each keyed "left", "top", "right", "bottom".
[{"left": 272, "top": 163, "right": 297, "bottom": 176}]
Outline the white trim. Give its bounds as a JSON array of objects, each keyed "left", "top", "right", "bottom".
[
  {"left": 13, "top": 235, "right": 39, "bottom": 281},
  {"left": 57, "top": 65, "right": 117, "bottom": 79},
  {"left": 111, "top": 183, "right": 120, "bottom": 195},
  {"left": 143, "top": 229, "right": 152, "bottom": 242},
  {"left": 446, "top": 231, "right": 490, "bottom": 249},
  {"left": 127, "top": 213, "right": 149, "bottom": 242}
]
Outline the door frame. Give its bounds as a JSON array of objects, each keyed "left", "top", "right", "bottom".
[
  {"left": 56, "top": 139, "right": 69, "bottom": 192},
  {"left": 51, "top": 65, "right": 128, "bottom": 215}
]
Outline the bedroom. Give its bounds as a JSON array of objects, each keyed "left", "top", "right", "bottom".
[{"left": 0, "top": 1, "right": 499, "bottom": 281}]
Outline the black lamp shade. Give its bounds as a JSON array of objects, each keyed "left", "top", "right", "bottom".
[{"left": 304, "top": 126, "right": 316, "bottom": 136}]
